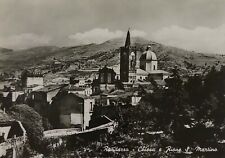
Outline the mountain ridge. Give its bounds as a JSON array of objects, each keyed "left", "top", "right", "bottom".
[{"left": 0, "top": 37, "right": 224, "bottom": 74}]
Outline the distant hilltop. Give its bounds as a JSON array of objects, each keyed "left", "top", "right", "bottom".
[{"left": 0, "top": 37, "right": 225, "bottom": 74}]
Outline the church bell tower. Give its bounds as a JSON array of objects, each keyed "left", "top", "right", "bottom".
[{"left": 120, "top": 30, "right": 130, "bottom": 82}]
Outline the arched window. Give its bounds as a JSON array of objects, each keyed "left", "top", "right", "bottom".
[{"left": 108, "top": 73, "right": 111, "bottom": 83}]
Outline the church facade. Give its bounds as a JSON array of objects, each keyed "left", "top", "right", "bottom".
[{"left": 92, "top": 66, "right": 117, "bottom": 94}]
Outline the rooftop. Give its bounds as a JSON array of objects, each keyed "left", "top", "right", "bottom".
[
  {"left": 148, "top": 70, "right": 170, "bottom": 74},
  {"left": 36, "top": 84, "right": 65, "bottom": 93},
  {"left": 99, "top": 66, "right": 116, "bottom": 74},
  {"left": 64, "top": 85, "right": 85, "bottom": 91},
  {"left": 69, "top": 93, "right": 93, "bottom": 99},
  {"left": 136, "top": 69, "right": 149, "bottom": 75},
  {"left": 140, "top": 50, "right": 157, "bottom": 61}
]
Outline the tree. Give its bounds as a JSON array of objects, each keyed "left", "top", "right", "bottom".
[
  {"left": 184, "top": 75, "right": 204, "bottom": 106},
  {"left": 147, "top": 77, "right": 158, "bottom": 91},
  {"left": 9, "top": 104, "right": 44, "bottom": 151},
  {"left": 115, "top": 80, "right": 124, "bottom": 90},
  {"left": 163, "top": 68, "right": 185, "bottom": 114},
  {"left": 204, "top": 66, "right": 225, "bottom": 125}
]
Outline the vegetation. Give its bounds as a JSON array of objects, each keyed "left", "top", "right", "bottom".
[
  {"left": 72, "top": 66, "right": 225, "bottom": 157},
  {"left": 8, "top": 104, "right": 46, "bottom": 152},
  {"left": 136, "top": 66, "right": 225, "bottom": 143}
]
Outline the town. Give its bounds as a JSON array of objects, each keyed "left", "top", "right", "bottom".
[{"left": 1, "top": 29, "right": 225, "bottom": 157}]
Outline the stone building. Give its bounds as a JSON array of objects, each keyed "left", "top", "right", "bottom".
[
  {"left": 92, "top": 66, "right": 117, "bottom": 94},
  {"left": 26, "top": 85, "right": 65, "bottom": 116},
  {"left": 21, "top": 70, "right": 44, "bottom": 89},
  {"left": 50, "top": 92, "right": 95, "bottom": 130},
  {"left": 0, "top": 120, "right": 27, "bottom": 157}
]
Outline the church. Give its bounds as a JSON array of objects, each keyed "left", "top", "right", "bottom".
[{"left": 114, "top": 30, "right": 169, "bottom": 84}]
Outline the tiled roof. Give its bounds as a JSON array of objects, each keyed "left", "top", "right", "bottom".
[
  {"left": 136, "top": 69, "right": 149, "bottom": 75},
  {"left": 64, "top": 85, "right": 85, "bottom": 91},
  {"left": 36, "top": 84, "right": 64, "bottom": 92},
  {"left": 148, "top": 70, "right": 170, "bottom": 74}
]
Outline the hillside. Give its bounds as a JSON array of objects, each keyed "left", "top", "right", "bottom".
[{"left": 0, "top": 37, "right": 225, "bottom": 75}]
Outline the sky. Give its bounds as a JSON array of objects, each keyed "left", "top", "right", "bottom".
[{"left": 0, "top": 0, "right": 225, "bottom": 54}]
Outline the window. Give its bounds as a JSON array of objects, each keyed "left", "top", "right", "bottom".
[
  {"left": 153, "top": 65, "right": 156, "bottom": 70},
  {"left": 100, "top": 74, "right": 104, "bottom": 83},
  {"left": 108, "top": 73, "right": 111, "bottom": 83},
  {"left": 90, "top": 102, "right": 93, "bottom": 111}
]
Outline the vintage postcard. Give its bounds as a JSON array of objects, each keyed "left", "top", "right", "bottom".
[{"left": 0, "top": 0, "right": 225, "bottom": 157}]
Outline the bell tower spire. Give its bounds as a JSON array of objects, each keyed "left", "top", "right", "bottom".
[
  {"left": 125, "top": 29, "right": 130, "bottom": 48},
  {"left": 120, "top": 29, "right": 131, "bottom": 82}
]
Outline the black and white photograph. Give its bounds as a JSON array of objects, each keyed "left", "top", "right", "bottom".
[{"left": 1, "top": 0, "right": 225, "bottom": 157}]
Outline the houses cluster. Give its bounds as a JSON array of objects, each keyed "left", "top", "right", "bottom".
[{"left": 0, "top": 30, "right": 170, "bottom": 134}]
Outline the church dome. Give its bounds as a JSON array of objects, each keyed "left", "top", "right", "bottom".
[
  {"left": 130, "top": 52, "right": 135, "bottom": 56},
  {"left": 140, "top": 50, "right": 157, "bottom": 61},
  {"left": 146, "top": 50, "right": 157, "bottom": 61}
]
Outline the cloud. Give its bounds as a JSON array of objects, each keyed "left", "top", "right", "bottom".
[
  {"left": 0, "top": 33, "right": 51, "bottom": 49},
  {"left": 68, "top": 28, "right": 146, "bottom": 45},
  {"left": 151, "top": 25, "right": 225, "bottom": 54},
  {"left": 132, "top": 30, "right": 147, "bottom": 38}
]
